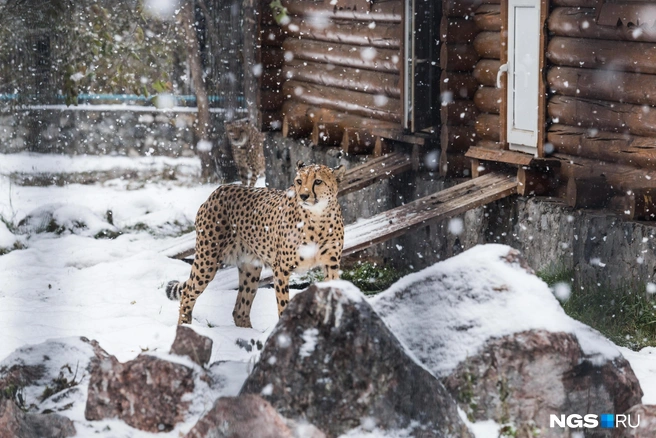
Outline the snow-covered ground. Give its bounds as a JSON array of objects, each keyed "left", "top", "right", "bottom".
[{"left": 0, "top": 152, "right": 654, "bottom": 437}]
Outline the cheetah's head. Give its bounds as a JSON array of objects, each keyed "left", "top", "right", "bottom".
[
  {"left": 293, "top": 161, "right": 345, "bottom": 213},
  {"left": 225, "top": 119, "right": 250, "bottom": 147}
]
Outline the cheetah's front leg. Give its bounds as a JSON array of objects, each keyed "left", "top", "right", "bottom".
[
  {"left": 273, "top": 264, "right": 291, "bottom": 317},
  {"left": 323, "top": 244, "right": 342, "bottom": 281},
  {"left": 233, "top": 263, "right": 262, "bottom": 328}
]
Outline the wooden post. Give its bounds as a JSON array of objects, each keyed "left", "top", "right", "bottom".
[
  {"left": 517, "top": 167, "right": 559, "bottom": 196},
  {"left": 566, "top": 177, "right": 614, "bottom": 208}
]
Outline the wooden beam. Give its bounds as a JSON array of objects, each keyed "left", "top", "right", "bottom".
[
  {"left": 548, "top": 95, "right": 656, "bottom": 137},
  {"left": 548, "top": 7, "right": 656, "bottom": 43},
  {"left": 342, "top": 128, "right": 377, "bottom": 155},
  {"left": 466, "top": 146, "right": 534, "bottom": 166},
  {"left": 282, "top": 0, "right": 402, "bottom": 22},
  {"left": 475, "top": 113, "right": 501, "bottom": 141},
  {"left": 282, "top": 80, "right": 402, "bottom": 123},
  {"left": 441, "top": 71, "right": 480, "bottom": 100},
  {"left": 566, "top": 177, "right": 614, "bottom": 208},
  {"left": 548, "top": 66, "right": 656, "bottom": 107},
  {"left": 440, "top": 44, "right": 480, "bottom": 72},
  {"left": 283, "top": 60, "right": 401, "bottom": 98},
  {"left": 282, "top": 39, "right": 400, "bottom": 73},
  {"left": 440, "top": 16, "right": 479, "bottom": 44},
  {"left": 441, "top": 100, "right": 480, "bottom": 126},
  {"left": 285, "top": 16, "right": 402, "bottom": 48},
  {"left": 517, "top": 167, "right": 559, "bottom": 196},
  {"left": 547, "top": 37, "right": 656, "bottom": 75},
  {"left": 475, "top": 4, "right": 501, "bottom": 31},
  {"left": 474, "top": 86, "right": 501, "bottom": 114},
  {"left": 444, "top": 0, "right": 483, "bottom": 17},
  {"left": 473, "top": 59, "right": 500, "bottom": 87},
  {"left": 441, "top": 124, "right": 477, "bottom": 153},
  {"left": 338, "top": 152, "right": 412, "bottom": 196}
]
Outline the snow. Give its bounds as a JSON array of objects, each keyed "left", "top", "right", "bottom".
[
  {"left": 1, "top": 153, "right": 655, "bottom": 435},
  {"left": 371, "top": 244, "right": 624, "bottom": 377}
]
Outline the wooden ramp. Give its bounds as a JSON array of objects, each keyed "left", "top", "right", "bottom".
[
  {"left": 159, "top": 152, "right": 412, "bottom": 259},
  {"left": 342, "top": 172, "right": 518, "bottom": 256}
]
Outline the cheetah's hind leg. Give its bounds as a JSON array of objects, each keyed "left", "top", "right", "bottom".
[{"left": 233, "top": 263, "right": 262, "bottom": 328}]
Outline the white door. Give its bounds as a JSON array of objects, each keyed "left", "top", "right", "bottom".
[{"left": 507, "top": 0, "right": 540, "bottom": 155}]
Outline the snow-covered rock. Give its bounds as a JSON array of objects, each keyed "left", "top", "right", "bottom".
[
  {"left": 0, "top": 219, "right": 17, "bottom": 251},
  {"left": 241, "top": 281, "right": 472, "bottom": 438},
  {"left": 371, "top": 244, "right": 643, "bottom": 436},
  {"left": 0, "top": 398, "right": 76, "bottom": 438}
]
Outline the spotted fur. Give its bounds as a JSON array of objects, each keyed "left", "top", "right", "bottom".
[
  {"left": 225, "top": 119, "right": 266, "bottom": 187},
  {"left": 166, "top": 161, "right": 346, "bottom": 327}
]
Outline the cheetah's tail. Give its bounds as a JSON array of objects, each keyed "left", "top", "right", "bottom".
[{"left": 165, "top": 280, "right": 183, "bottom": 301}]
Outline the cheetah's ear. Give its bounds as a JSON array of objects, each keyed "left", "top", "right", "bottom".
[
  {"left": 333, "top": 165, "right": 346, "bottom": 182},
  {"left": 296, "top": 160, "right": 305, "bottom": 170}
]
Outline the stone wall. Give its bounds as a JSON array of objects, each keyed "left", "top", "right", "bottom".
[
  {"left": 265, "top": 133, "right": 656, "bottom": 291},
  {"left": 0, "top": 108, "right": 227, "bottom": 157}
]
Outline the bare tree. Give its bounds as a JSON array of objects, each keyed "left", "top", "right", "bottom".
[{"left": 179, "top": 0, "right": 214, "bottom": 181}]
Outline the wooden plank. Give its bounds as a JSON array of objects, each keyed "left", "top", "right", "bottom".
[
  {"left": 343, "top": 172, "right": 518, "bottom": 255},
  {"left": 338, "top": 152, "right": 413, "bottom": 196},
  {"left": 465, "top": 146, "right": 534, "bottom": 166}
]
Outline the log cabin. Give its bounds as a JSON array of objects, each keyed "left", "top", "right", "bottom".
[{"left": 239, "top": 0, "right": 656, "bottom": 224}]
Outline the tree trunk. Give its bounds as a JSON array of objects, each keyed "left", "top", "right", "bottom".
[{"left": 180, "top": 0, "right": 215, "bottom": 181}]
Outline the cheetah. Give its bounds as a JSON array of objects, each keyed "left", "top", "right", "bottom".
[
  {"left": 225, "top": 119, "right": 266, "bottom": 187},
  {"left": 166, "top": 161, "right": 346, "bottom": 327}
]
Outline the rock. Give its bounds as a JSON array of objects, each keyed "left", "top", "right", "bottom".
[
  {"left": 170, "top": 325, "right": 213, "bottom": 366},
  {"left": 0, "top": 398, "right": 75, "bottom": 438},
  {"left": 240, "top": 281, "right": 472, "bottom": 438},
  {"left": 185, "top": 394, "right": 325, "bottom": 438},
  {"left": 613, "top": 405, "right": 656, "bottom": 438},
  {"left": 371, "top": 245, "right": 644, "bottom": 437},
  {"left": 444, "top": 330, "right": 642, "bottom": 437},
  {"left": 85, "top": 352, "right": 196, "bottom": 432}
]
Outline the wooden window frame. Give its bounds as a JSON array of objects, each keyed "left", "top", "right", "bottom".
[{"left": 500, "top": 0, "right": 549, "bottom": 157}]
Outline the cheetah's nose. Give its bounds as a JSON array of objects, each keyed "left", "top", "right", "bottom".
[{"left": 300, "top": 194, "right": 310, "bottom": 201}]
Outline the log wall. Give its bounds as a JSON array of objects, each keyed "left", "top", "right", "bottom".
[
  {"left": 546, "top": 4, "right": 656, "bottom": 177},
  {"left": 275, "top": 0, "right": 403, "bottom": 154}
]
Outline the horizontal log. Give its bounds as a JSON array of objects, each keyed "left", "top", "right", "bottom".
[
  {"left": 547, "top": 66, "right": 656, "bottom": 107},
  {"left": 474, "top": 86, "right": 501, "bottom": 114},
  {"left": 445, "top": 0, "right": 483, "bottom": 17},
  {"left": 282, "top": 101, "right": 399, "bottom": 144},
  {"left": 474, "top": 4, "right": 501, "bottom": 31},
  {"left": 547, "top": 37, "right": 656, "bottom": 74},
  {"left": 518, "top": 167, "right": 560, "bottom": 196},
  {"left": 473, "top": 31, "right": 501, "bottom": 59},
  {"left": 440, "top": 16, "right": 479, "bottom": 44},
  {"left": 440, "top": 71, "right": 480, "bottom": 100},
  {"left": 283, "top": 39, "right": 400, "bottom": 73},
  {"left": 440, "top": 44, "right": 479, "bottom": 72},
  {"left": 473, "top": 59, "right": 500, "bottom": 87},
  {"left": 610, "top": 190, "right": 656, "bottom": 220},
  {"left": 551, "top": 0, "right": 598, "bottom": 6},
  {"left": 441, "top": 100, "right": 480, "bottom": 126},
  {"left": 548, "top": 7, "right": 656, "bottom": 43},
  {"left": 567, "top": 177, "right": 614, "bottom": 209},
  {"left": 283, "top": 80, "right": 401, "bottom": 122},
  {"left": 441, "top": 124, "right": 477, "bottom": 153},
  {"left": 475, "top": 113, "right": 501, "bottom": 141},
  {"left": 283, "top": 60, "right": 400, "bottom": 98},
  {"left": 548, "top": 95, "right": 656, "bottom": 137},
  {"left": 285, "top": 16, "right": 401, "bottom": 48},
  {"left": 342, "top": 128, "right": 377, "bottom": 155},
  {"left": 282, "top": 0, "right": 402, "bottom": 22},
  {"left": 548, "top": 124, "right": 656, "bottom": 169}
]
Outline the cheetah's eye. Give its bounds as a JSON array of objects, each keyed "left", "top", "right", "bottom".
[
  {"left": 315, "top": 180, "right": 323, "bottom": 185},
  {"left": 296, "top": 179, "right": 302, "bottom": 185}
]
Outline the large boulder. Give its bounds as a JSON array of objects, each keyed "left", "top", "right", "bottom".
[
  {"left": 85, "top": 351, "right": 196, "bottom": 432},
  {"left": 371, "top": 244, "right": 644, "bottom": 437},
  {"left": 185, "top": 394, "right": 325, "bottom": 438},
  {"left": 170, "top": 325, "right": 214, "bottom": 367},
  {"left": 0, "top": 398, "right": 75, "bottom": 438},
  {"left": 241, "top": 281, "right": 472, "bottom": 438}
]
